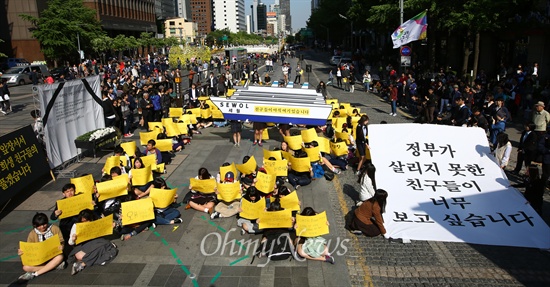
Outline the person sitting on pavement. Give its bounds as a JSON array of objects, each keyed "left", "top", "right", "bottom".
[
  {"left": 129, "top": 158, "right": 154, "bottom": 199},
  {"left": 287, "top": 150, "right": 314, "bottom": 190},
  {"left": 67, "top": 209, "right": 118, "bottom": 275},
  {"left": 238, "top": 186, "right": 263, "bottom": 235},
  {"left": 186, "top": 167, "right": 217, "bottom": 214},
  {"left": 294, "top": 207, "right": 335, "bottom": 264},
  {"left": 356, "top": 163, "right": 376, "bottom": 206},
  {"left": 17, "top": 213, "right": 66, "bottom": 281},
  {"left": 211, "top": 170, "right": 241, "bottom": 220},
  {"left": 142, "top": 139, "right": 163, "bottom": 165},
  {"left": 151, "top": 177, "right": 183, "bottom": 225},
  {"left": 50, "top": 184, "right": 81, "bottom": 244}
]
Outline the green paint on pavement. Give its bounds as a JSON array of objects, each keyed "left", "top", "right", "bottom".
[
  {"left": 169, "top": 247, "right": 178, "bottom": 259},
  {"left": 176, "top": 258, "right": 183, "bottom": 265},
  {"left": 161, "top": 238, "right": 169, "bottom": 246},
  {"left": 211, "top": 271, "right": 222, "bottom": 284},
  {"left": 153, "top": 231, "right": 160, "bottom": 237},
  {"left": 0, "top": 255, "right": 18, "bottom": 262},
  {"left": 229, "top": 255, "right": 249, "bottom": 266},
  {"left": 201, "top": 216, "right": 228, "bottom": 233},
  {"left": 235, "top": 240, "right": 247, "bottom": 250}
]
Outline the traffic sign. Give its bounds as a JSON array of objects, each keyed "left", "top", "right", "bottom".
[
  {"left": 401, "top": 56, "right": 411, "bottom": 67},
  {"left": 400, "top": 46, "right": 412, "bottom": 56}
]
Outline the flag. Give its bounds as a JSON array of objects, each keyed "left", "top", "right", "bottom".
[{"left": 391, "top": 10, "right": 428, "bottom": 49}]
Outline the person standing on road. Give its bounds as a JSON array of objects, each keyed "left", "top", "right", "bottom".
[
  {"left": 0, "top": 81, "right": 11, "bottom": 115},
  {"left": 336, "top": 67, "right": 342, "bottom": 88},
  {"left": 389, "top": 83, "right": 398, "bottom": 116},
  {"left": 294, "top": 64, "right": 303, "bottom": 84},
  {"left": 362, "top": 70, "right": 372, "bottom": 92},
  {"left": 355, "top": 115, "right": 371, "bottom": 175},
  {"left": 532, "top": 101, "right": 550, "bottom": 137}
]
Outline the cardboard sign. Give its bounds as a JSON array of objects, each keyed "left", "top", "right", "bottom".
[
  {"left": 103, "top": 156, "right": 121, "bottom": 175},
  {"left": 295, "top": 211, "right": 330, "bottom": 237},
  {"left": 335, "top": 131, "right": 351, "bottom": 145},
  {"left": 151, "top": 163, "right": 165, "bottom": 173},
  {"left": 332, "top": 117, "right": 347, "bottom": 130},
  {"left": 301, "top": 128, "right": 318, "bottom": 144},
  {"left": 262, "top": 128, "right": 270, "bottom": 140},
  {"left": 131, "top": 166, "right": 153, "bottom": 186},
  {"left": 216, "top": 181, "right": 242, "bottom": 202},
  {"left": 220, "top": 163, "right": 238, "bottom": 181},
  {"left": 188, "top": 108, "right": 201, "bottom": 117},
  {"left": 155, "top": 139, "right": 173, "bottom": 152},
  {"left": 139, "top": 154, "right": 157, "bottom": 168},
  {"left": 75, "top": 214, "right": 114, "bottom": 244},
  {"left": 149, "top": 188, "right": 177, "bottom": 208},
  {"left": 255, "top": 172, "right": 275, "bottom": 194},
  {"left": 121, "top": 197, "right": 155, "bottom": 225},
  {"left": 284, "top": 135, "right": 303, "bottom": 150},
  {"left": 263, "top": 159, "right": 288, "bottom": 177},
  {"left": 164, "top": 121, "right": 181, "bottom": 137},
  {"left": 200, "top": 108, "right": 213, "bottom": 119},
  {"left": 169, "top": 107, "right": 183, "bottom": 118},
  {"left": 56, "top": 193, "right": 93, "bottom": 219},
  {"left": 330, "top": 141, "right": 348, "bottom": 156},
  {"left": 96, "top": 174, "right": 129, "bottom": 201},
  {"left": 317, "top": 137, "right": 331, "bottom": 154},
  {"left": 289, "top": 156, "right": 311, "bottom": 173},
  {"left": 258, "top": 210, "right": 293, "bottom": 229},
  {"left": 140, "top": 130, "right": 160, "bottom": 146},
  {"left": 176, "top": 123, "right": 189, "bottom": 135},
  {"left": 148, "top": 122, "right": 164, "bottom": 132},
  {"left": 20, "top": 234, "right": 63, "bottom": 266},
  {"left": 239, "top": 197, "right": 266, "bottom": 220},
  {"left": 281, "top": 151, "right": 293, "bottom": 160},
  {"left": 304, "top": 147, "right": 321, "bottom": 162},
  {"left": 263, "top": 149, "right": 282, "bottom": 160},
  {"left": 212, "top": 110, "right": 225, "bottom": 119},
  {"left": 236, "top": 156, "right": 257, "bottom": 175},
  {"left": 70, "top": 174, "right": 95, "bottom": 195},
  {"left": 120, "top": 141, "right": 137, "bottom": 157},
  {"left": 279, "top": 191, "right": 301, "bottom": 211},
  {"left": 190, "top": 178, "right": 216, "bottom": 194},
  {"left": 179, "top": 114, "right": 198, "bottom": 124}
]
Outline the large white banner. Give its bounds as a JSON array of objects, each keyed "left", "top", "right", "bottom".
[
  {"left": 370, "top": 123, "right": 550, "bottom": 249},
  {"left": 38, "top": 76, "right": 104, "bottom": 168}
]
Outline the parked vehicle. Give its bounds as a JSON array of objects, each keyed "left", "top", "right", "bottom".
[
  {"left": 329, "top": 56, "right": 341, "bottom": 65},
  {"left": 1, "top": 64, "right": 50, "bottom": 86},
  {"left": 50, "top": 66, "right": 70, "bottom": 80}
]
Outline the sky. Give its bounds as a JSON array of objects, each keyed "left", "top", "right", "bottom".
[{"left": 245, "top": 0, "right": 311, "bottom": 32}]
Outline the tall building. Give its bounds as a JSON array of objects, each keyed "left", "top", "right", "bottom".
[
  {"left": 251, "top": 0, "right": 258, "bottom": 32},
  {"left": 164, "top": 17, "right": 198, "bottom": 43},
  {"left": 155, "top": 0, "right": 177, "bottom": 21},
  {"left": 2, "top": 0, "right": 156, "bottom": 61},
  {"left": 190, "top": 0, "right": 213, "bottom": 36},
  {"left": 213, "top": 0, "right": 246, "bottom": 33},
  {"left": 246, "top": 15, "right": 252, "bottom": 34},
  {"left": 266, "top": 12, "right": 278, "bottom": 36},
  {"left": 311, "top": 0, "right": 320, "bottom": 13},
  {"left": 279, "top": 0, "right": 291, "bottom": 33},
  {"left": 176, "top": 0, "right": 192, "bottom": 20},
  {"left": 256, "top": 3, "right": 267, "bottom": 31},
  {"left": 278, "top": 14, "right": 286, "bottom": 36}
]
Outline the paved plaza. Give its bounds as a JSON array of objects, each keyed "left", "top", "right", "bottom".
[{"left": 0, "top": 51, "right": 549, "bottom": 287}]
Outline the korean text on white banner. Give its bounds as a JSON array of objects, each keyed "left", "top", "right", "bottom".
[
  {"left": 369, "top": 123, "right": 550, "bottom": 249},
  {"left": 37, "top": 76, "right": 105, "bottom": 168}
]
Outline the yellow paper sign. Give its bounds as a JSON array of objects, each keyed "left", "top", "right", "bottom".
[
  {"left": 176, "top": 123, "right": 189, "bottom": 135},
  {"left": 263, "top": 149, "right": 282, "bottom": 160},
  {"left": 317, "top": 137, "right": 330, "bottom": 154},
  {"left": 179, "top": 114, "right": 198, "bottom": 124},
  {"left": 279, "top": 191, "right": 300, "bottom": 211},
  {"left": 190, "top": 178, "right": 216, "bottom": 194},
  {"left": 164, "top": 121, "right": 181, "bottom": 137},
  {"left": 140, "top": 154, "right": 157, "bottom": 167},
  {"left": 335, "top": 131, "right": 351, "bottom": 145},
  {"left": 131, "top": 166, "right": 154, "bottom": 186},
  {"left": 188, "top": 108, "right": 201, "bottom": 116},
  {"left": 263, "top": 159, "right": 288, "bottom": 177},
  {"left": 75, "top": 214, "right": 114, "bottom": 245},
  {"left": 289, "top": 156, "right": 311, "bottom": 172},
  {"left": 283, "top": 135, "right": 303, "bottom": 150},
  {"left": 96, "top": 174, "right": 129, "bottom": 201},
  {"left": 304, "top": 147, "right": 321, "bottom": 162},
  {"left": 255, "top": 172, "right": 275, "bottom": 194},
  {"left": 216, "top": 182, "right": 242, "bottom": 202},
  {"left": 330, "top": 141, "right": 348, "bottom": 156},
  {"left": 149, "top": 188, "right": 177, "bottom": 208},
  {"left": 281, "top": 151, "right": 292, "bottom": 160},
  {"left": 332, "top": 117, "right": 347, "bottom": 130},
  {"left": 120, "top": 141, "right": 137, "bottom": 157},
  {"left": 103, "top": 156, "right": 121, "bottom": 175},
  {"left": 236, "top": 156, "right": 257, "bottom": 175},
  {"left": 262, "top": 128, "right": 270, "bottom": 140},
  {"left": 151, "top": 163, "right": 165, "bottom": 173},
  {"left": 258, "top": 210, "right": 293, "bottom": 229},
  {"left": 220, "top": 163, "right": 238, "bottom": 181},
  {"left": 20, "top": 234, "right": 63, "bottom": 266},
  {"left": 295, "top": 211, "right": 330, "bottom": 237},
  {"left": 148, "top": 122, "right": 164, "bottom": 132},
  {"left": 71, "top": 174, "right": 95, "bottom": 195},
  {"left": 169, "top": 107, "right": 183, "bottom": 118},
  {"left": 239, "top": 197, "right": 266, "bottom": 220},
  {"left": 121, "top": 197, "right": 155, "bottom": 225},
  {"left": 155, "top": 139, "right": 173, "bottom": 152},
  {"left": 212, "top": 110, "right": 225, "bottom": 119},
  {"left": 200, "top": 108, "right": 213, "bottom": 119},
  {"left": 56, "top": 193, "right": 93, "bottom": 219},
  {"left": 301, "top": 128, "right": 318, "bottom": 143},
  {"left": 140, "top": 130, "right": 160, "bottom": 146},
  {"left": 325, "top": 99, "right": 338, "bottom": 105}
]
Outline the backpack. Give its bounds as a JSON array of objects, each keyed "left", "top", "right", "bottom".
[
  {"left": 312, "top": 164, "right": 325, "bottom": 179},
  {"left": 251, "top": 232, "right": 294, "bottom": 266},
  {"left": 151, "top": 94, "right": 162, "bottom": 111}
]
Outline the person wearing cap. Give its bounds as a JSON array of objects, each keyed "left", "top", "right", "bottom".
[
  {"left": 210, "top": 170, "right": 241, "bottom": 220},
  {"left": 531, "top": 101, "right": 550, "bottom": 136}
]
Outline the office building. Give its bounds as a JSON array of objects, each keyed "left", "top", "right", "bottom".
[{"left": 213, "top": 0, "right": 246, "bottom": 33}]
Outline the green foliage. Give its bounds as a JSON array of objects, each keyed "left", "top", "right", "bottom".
[
  {"left": 168, "top": 46, "right": 211, "bottom": 69},
  {"left": 19, "top": 0, "right": 103, "bottom": 62},
  {"left": 286, "top": 35, "right": 295, "bottom": 44}
]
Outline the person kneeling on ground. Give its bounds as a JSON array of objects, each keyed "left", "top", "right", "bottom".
[{"left": 349, "top": 189, "right": 388, "bottom": 237}]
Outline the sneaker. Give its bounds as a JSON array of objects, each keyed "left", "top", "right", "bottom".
[
  {"left": 18, "top": 272, "right": 35, "bottom": 281},
  {"left": 0, "top": 111, "right": 6, "bottom": 115},
  {"left": 258, "top": 142, "right": 263, "bottom": 147},
  {"left": 237, "top": 143, "right": 240, "bottom": 147},
  {"left": 355, "top": 201, "right": 363, "bottom": 207},
  {"left": 56, "top": 261, "right": 67, "bottom": 270},
  {"left": 324, "top": 255, "right": 335, "bottom": 264},
  {"left": 151, "top": 223, "right": 157, "bottom": 229},
  {"left": 185, "top": 203, "right": 191, "bottom": 210},
  {"left": 350, "top": 229, "right": 363, "bottom": 235},
  {"left": 210, "top": 211, "right": 221, "bottom": 220},
  {"left": 355, "top": 170, "right": 361, "bottom": 176},
  {"left": 333, "top": 169, "right": 341, "bottom": 175},
  {"left": 393, "top": 113, "right": 397, "bottom": 117},
  {"left": 234, "top": 143, "right": 238, "bottom": 147},
  {"left": 173, "top": 218, "right": 183, "bottom": 224},
  {"left": 389, "top": 113, "right": 394, "bottom": 116},
  {"left": 124, "top": 134, "right": 131, "bottom": 138},
  {"left": 71, "top": 262, "right": 85, "bottom": 275},
  {"left": 253, "top": 141, "right": 257, "bottom": 146},
  {"left": 240, "top": 228, "right": 246, "bottom": 235}
]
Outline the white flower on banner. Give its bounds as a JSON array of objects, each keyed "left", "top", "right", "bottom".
[{"left": 89, "top": 127, "right": 116, "bottom": 141}]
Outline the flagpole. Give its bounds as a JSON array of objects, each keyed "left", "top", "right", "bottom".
[{"left": 399, "top": 0, "right": 404, "bottom": 76}]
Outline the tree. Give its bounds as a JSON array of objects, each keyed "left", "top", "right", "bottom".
[
  {"left": 0, "top": 39, "right": 6, "bottom": 58},
  {"left": 20, "top": 0, "right": 103, "bottom": 65}
]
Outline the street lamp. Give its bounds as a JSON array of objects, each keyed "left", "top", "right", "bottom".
[{"left": 338, "top": 14, "right": 353, "bottom": 50}]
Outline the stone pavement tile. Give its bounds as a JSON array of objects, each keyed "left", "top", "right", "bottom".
[
  {"left": 238, "top": 276, "right": 262, "bottom": 287},
  {"left": 147, "top": 275, "right": 168, "bottom": 286},
  {"left": 50, "top": 273, "right": 98, "bottom": 285},
  {"left": 198, "top": 276, "right": 240, "bottom": 287},
  {"left": 92, "top": 273, "right": 138, "bottom": 285},
  {"left": 273, "top": 277, "right": 292, "bottom": 287},
  {"left": 0, "top": 273, "right": 20, "bottom": 285},
  {"left": 92, "top": 262, "right": 126, "bottom": 274},
  {"left": 291, "top": 275, "right": 309, "bottom": 285},
  {"left": 199, "top": 265, "right": 221, "bottom": 277},
  {"left": 154, "top": 264, "right": 176, "bottom": 275},
  {"left": 165, "top": 271, "right": 187, "bottom": 286}
]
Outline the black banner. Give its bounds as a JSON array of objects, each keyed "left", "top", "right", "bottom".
[{"left": 0, "top": 125, "right": 51, "bottom": 205}]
